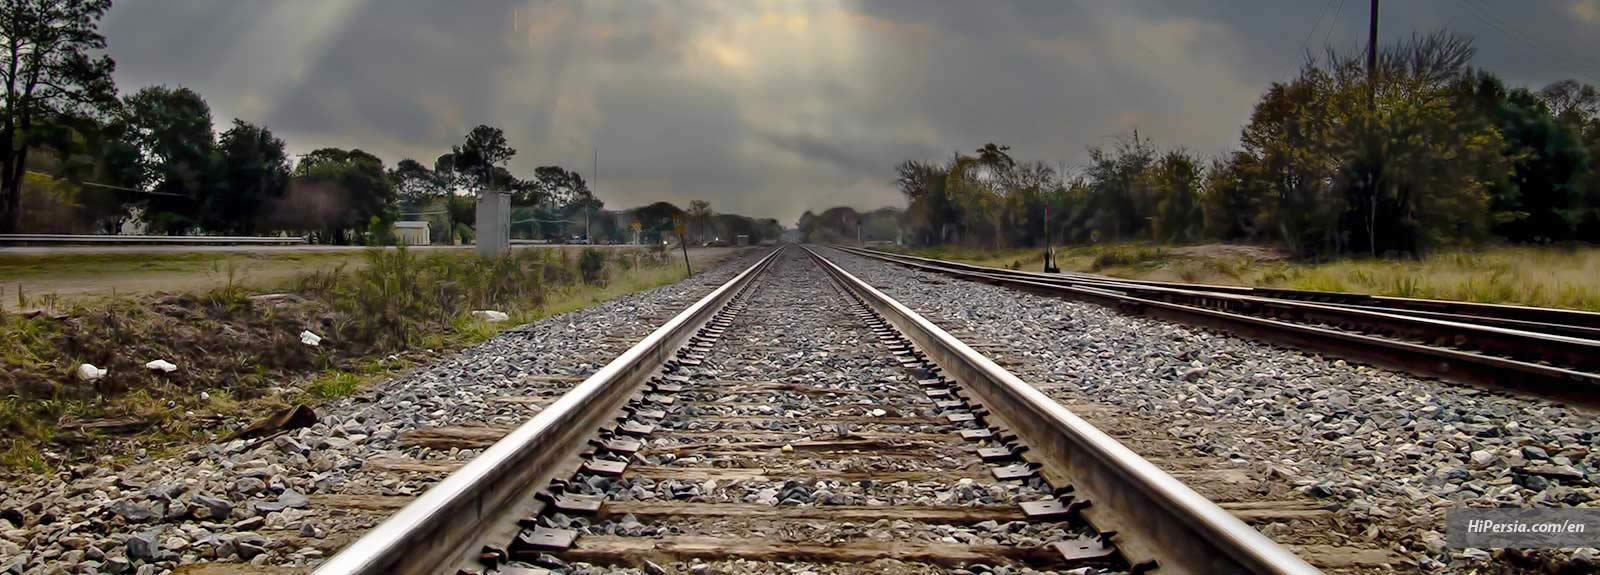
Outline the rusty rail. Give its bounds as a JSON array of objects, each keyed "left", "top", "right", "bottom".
[
  {"left": 804, "top": 246, "right": 1322, "bottom": 575},
  {"left": 312, "top": 247, "right": 785, "bottom": 575},
  {"left": 834, "top": 245, "right": 1600, "bottom": 405}
]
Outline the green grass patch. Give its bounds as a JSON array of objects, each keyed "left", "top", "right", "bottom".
[
  {"left": 907, "top": 242, "right": 1600, "bottom": 312},
  {"left": 307, "top": 372, "right": 363, "bottom": 399}
]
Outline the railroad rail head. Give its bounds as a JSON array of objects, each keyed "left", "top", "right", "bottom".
[
  {"left": 311, "top": 246, "right": 786, "bottom": 575},
  {"left": 803, "top": 246, "right": 1322, "bottom": 575},
  {"left": 835, "top": 245, "right": 1600, "bottom": 406}
]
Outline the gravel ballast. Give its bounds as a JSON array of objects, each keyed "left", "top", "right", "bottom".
[
  {"left": 822, "top": 247, "right": 1600, "bottom": 573},
  {"left": 0, "top": 249, "right": 767, "bottom": 574}
]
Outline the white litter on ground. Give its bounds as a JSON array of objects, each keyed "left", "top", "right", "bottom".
[
  {"left": 300, "top": 330, "right": 322, "bottom": 347},
  {"left": 145, "top": 359, "right": 178, "bottom": 373},
  {"left": 471, "top": 310, "right": 510, "bottom": 322},
  {"left": 76, "top": 363, "right": 107, "bottom": 381}
]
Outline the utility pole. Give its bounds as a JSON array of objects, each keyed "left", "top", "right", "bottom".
[
  {"left": 1366, "top": 0, "right": 1380, "bottom": 257},
  {"left": 1366, "top": 0, "right": 1379, "bottom": 110},
  {"left": 588, "top": 146, "right": 596, "bottom": 242}
]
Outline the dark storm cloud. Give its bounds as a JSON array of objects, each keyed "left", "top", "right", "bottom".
[{"left": 99, "top": 0, "right": 1600, "bottom": 224}]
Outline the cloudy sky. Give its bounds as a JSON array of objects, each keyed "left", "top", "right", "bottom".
[{"left": 100, "top": 0, "right": 1600, "bottom": 223}]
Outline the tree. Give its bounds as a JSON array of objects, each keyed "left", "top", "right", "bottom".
[
  {"left": 390, "top": 158, "right": 441, "bottom": 209},
  {"left": 1201, "top": 152, "right": 1271, "bottom": 241},
  {"left": 531, "top": 165, "right": 585, "bottom": 207},
  {"left": 1539, "top": 80, "right": 1600, "bottom": 126},
  {"left": 453, "top": 124, "right": 515, "bottom": 189},
  {"left": 275, "top": 148, "right": 394, "bottom": 244},
  {"left": 109, "top": 85, "right": 215, "bottom": 234},
  {"left": 1149, "top": 150, "right": 1204, "bottom": 243},
  {"left": 1462, "top": 74, "right": 1589, "bottom": 243},
  {"left": 975, "top": 143, "right": 1015, "bottom": 171},
  {"left": 1083, "top": 132, "right": 1158, "bottom": 242},
  {"left": 208, "top": 119, "right": 288, "bottom": 234},
  {"left": 0, "top": 0, "right": 118, "bottom": 232},
  {"left": 686, "top": 199, "right": 712, "bottom": 243},
  {"left": 631, "top": 201, "right": 684, "bottom": 243},
  {"left": 897, "top": 160, "right": 954, "bottom": 245}
]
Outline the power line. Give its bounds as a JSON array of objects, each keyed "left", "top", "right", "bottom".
[
  {"left": 24, "top": 170, "right": 186, "bottom": 197},
  {"left": 1326, "top": 0, "right": 1349, "bottom": 52},
  {"left": 1301, "top": 0, "right": 1340, "bottom": 57},
  {"left": 1452, "top": 0, "right": 1600, "bottom": 85}
]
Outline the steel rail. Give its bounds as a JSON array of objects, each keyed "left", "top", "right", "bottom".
[
  {"left": 839, "top": 245, "right": 1600, "bottom": 333},
  {"left": 839, "top": 246, "right": 1600, "bottom": 366},
  {"left": 834, "top": 245, "right": 1600, "bottom": 404},
  {"left": 313, "top": 246, "right": 786, "bottom": 575},
  {"left": 0, "top": 233, "right": 307, "bottom": 244},
  {"left": 803, "top": 246, "right": 1321, "bottom": 575}
]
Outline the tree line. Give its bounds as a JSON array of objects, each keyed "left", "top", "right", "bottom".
[
  {"left": 1, "top": 1, "right": 783, "bottom": 246},
  {"left": 855, "top": 32, "right": 1600, "bottom": 257}
]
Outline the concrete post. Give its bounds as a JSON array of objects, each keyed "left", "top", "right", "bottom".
[{"left": 475, "top": 190, "right": 511, "bottom": 258}]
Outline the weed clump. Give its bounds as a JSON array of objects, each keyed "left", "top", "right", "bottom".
[
  {"left": 579, "top": 248, "right": 607, "bottom": 285},
  {"left": 0, "top": 244, "right": 674, "bottom": 472},
  {"left": 1089, "top": 246, "right": 1168, "bottom": 271}
]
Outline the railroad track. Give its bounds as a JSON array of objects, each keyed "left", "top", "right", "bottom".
[
  {"left": 313, "top": 246, "right": 1321, "bottom": 575},
  {"left": 834, "top": 246, "right": 1600, "bottom": 404}
]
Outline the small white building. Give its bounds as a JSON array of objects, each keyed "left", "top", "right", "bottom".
[{"left": 392, "top": 220, "right": 431, "bottom": 246}]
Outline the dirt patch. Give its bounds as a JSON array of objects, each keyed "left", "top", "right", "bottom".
[{"left": 1166, "top": 243, "right": 1290, "bottom": 262}]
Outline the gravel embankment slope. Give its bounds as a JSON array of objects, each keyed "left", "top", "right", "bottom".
[
  {"left": 824, "top": 247, "right": 1599, "bottom": 574},
  {"left": 0, "top": 249, "right": 769, "bottom": 575}
]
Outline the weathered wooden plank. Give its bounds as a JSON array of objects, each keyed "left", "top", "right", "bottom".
[
  {"left": 687, "top": 415, "right": 942, "bottom": 426},
  {"left": 551, "top": 536, "right": 1059, "bottom": 567},
  {"left": 307, "top": 494, "right": 1332, "bottom": 525},
  {"left": 490, "top": 397, "right": 549, "bottom": 411},
  {"left": 520, "top": 375, "right": 588, "bottom": 383},
  {"left": 398, "top": 425, "right": 514, "bottom": 449},
  {"left": 1286, "top": 545, "right": 1411, "bottom": 568},
  {"left": 363, "top": 457, "right": 462, "bottom": 474},
  {"left": 663, "top": 430, "right": 958, "bottom": 442},
  {"left": 628, "top": 466, "right": 990, "bottom": 483},
  {"left": 600, "top": 502, "right": 1025, "bottom": 524},
  {"left": 1216, "top": 500, "right": 1335, "bottom": 522},
  {"left": 688, "top": 381, "right": 907, "bottom": 397},
  {"left": 649, "top": 438, "right": 951, "bottom": 453},
  {"left": 309, "top": 494, "right": 410, "bottom": 511}
]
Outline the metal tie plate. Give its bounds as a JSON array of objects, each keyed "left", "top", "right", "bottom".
[
  {"left": 924, "top": 388, "right": 951, "bottom": 398},
  {"left": 645, "top": 394, "right": 676, "bottom": 405},
  {"left": 601, "top": 437, "right": 641, "bottom": 454},
  {"left": 943, "top": 411, "right": 977, "bottom": 423},
  {"left": 651, "top": 383, "right": 684, "bottom": 393},
  {"left": 549, "top": 493, "right": 605, "bottom": 515},
  {"left": 935, "top": 399, "right": 964, "bottom": 409},
  {"left": 960, "top": 429, "right": 994, "bottom": 441},
  {"left": 617, "top": 420, "right": 655, "bottom": 436},
  {"left": 581, "top": 458, "right": 628, "bottom": 476},
  {"left": 514, "top": 527, "right": 577, "bottom": 552},
  {"left": 1052, "top": 535, "right": 1117, "bottom": 562},
  {"left": 662, "top": 374, "right": 693, "bottom": 384},
  {"left": 977, "top": 446, "right": 1015, "bottom": 462},
  {"left": 1019, "top": 498, "right": 1075, "bottom": 520},
  {"left": 630, "top": 408, "right": 667, "bottom": 420},
  {"left": 991, "top": 463, "right": 1036, "bottom": 481}
]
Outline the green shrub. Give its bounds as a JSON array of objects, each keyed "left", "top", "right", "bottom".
[
  {"left": 579, "top": 248, "right": 607, "bottom": 285},
  {"left": 308, "top": 372, "right": 362, "bottom": 398},
  {"left": 1089, "top": 246, "right": 1167, "bottom": 271}
]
